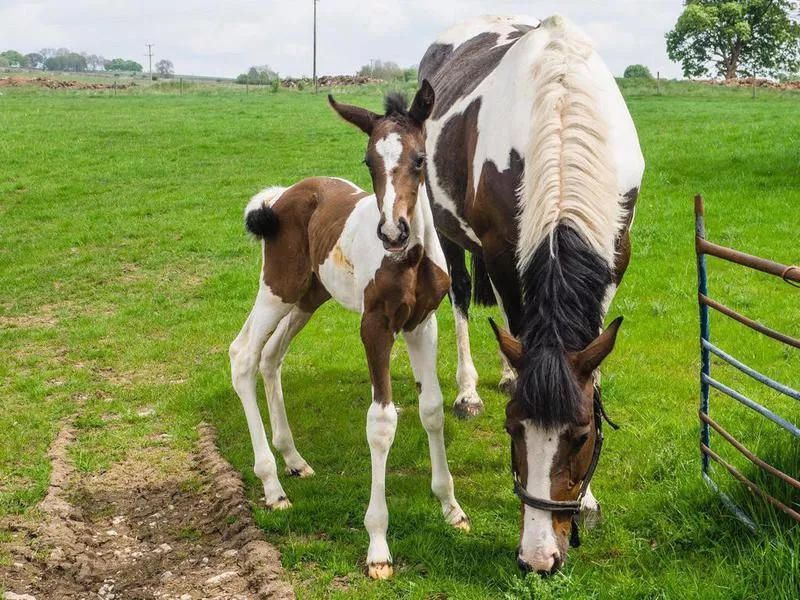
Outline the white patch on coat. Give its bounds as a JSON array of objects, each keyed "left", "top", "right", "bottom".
[
  {"left": 375, "top": 133, "right": 403, "bottom": 239},
  {"left": 424, "top": 15, "right": 644, "bottom": 273},
  {"left": 519, "top": 421, "right": 562, "bottom": 570},
  {"left": 245, "top": 186, "right": 287, "bottom": 217},
  {"left": 435, "top": 15, "right": 541, "bottom": 49}
]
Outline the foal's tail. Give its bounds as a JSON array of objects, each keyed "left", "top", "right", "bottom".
[{"left": 244, "top": 186, "right": 287, "bottom": 239}]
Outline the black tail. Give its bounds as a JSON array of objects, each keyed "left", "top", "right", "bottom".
[
  {"left": 245, "top": 205, "right": 280, "bottom": 239},
  {"left": 471, "top": 254, "right": 497, "bottom": 307}
]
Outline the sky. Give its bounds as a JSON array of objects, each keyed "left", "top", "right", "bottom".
[{"left": 0, "top": 0, "right": 686, "bottom": 79}]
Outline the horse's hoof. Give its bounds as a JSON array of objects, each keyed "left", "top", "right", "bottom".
[
  {"left": 367, "top": 562, "right": 393, "bottom": 580},
  {"left": 498, "top": 375, "right": 517, "bottom": 395},
  {"left": 453, "top": 394, "right": 484, "bottom": 419},
  {"left": 452, "top": 515, "right": 471, "bottom": 533},
  {"left": 287, "top": 463, "right": 315, "bottom": 478},
  {"left": 266, "top": 496, "right": 292, "bottom": 511}
]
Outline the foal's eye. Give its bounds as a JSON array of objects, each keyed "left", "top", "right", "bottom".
[{"left": 413, "top": 155, "right": 425, "bottom": 171}]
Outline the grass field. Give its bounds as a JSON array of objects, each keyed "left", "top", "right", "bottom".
[{"left": 1, "top": 81, "right": 798, "bottom": 599}]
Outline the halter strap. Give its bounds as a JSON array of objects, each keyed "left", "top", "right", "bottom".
[{"left": 510, "top": 388, "right": 615, "bottom": 547}]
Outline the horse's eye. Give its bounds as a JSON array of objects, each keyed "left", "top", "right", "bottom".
[
  {"left": 413, "top": 155, "right": 425, "bottom": 171},
  {"left": 574, "top": 432, "right": 590, "bottom": 449}
]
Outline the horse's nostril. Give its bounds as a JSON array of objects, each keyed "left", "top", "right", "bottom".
[
  {"left": 516, "top": 556, "right": 532, "bottom": 573},
  {"left": 550, "top": 552, "right": 563, "bottom": 573}
]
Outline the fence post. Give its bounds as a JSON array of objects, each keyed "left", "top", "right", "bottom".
[
  {"left": 695, "top": 195, "right": 710, "bottom": 475},
  {"left": 246, "top": 81, "right": 249, "bottom": 96},
  {"left": 657, "top": 71, "right": 661, "bottom": 96},
  {"left": 752, "top": 76, "right": 756, "bottom": 100},
  {"left": 180, "top": 77, "right": 183, "bottom": 95}
]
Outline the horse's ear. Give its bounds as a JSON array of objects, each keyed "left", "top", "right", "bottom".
[
  {"left": 489, "top": 318, "right": 522, "bottom": 370},
  {"left": 328, "top": 94, "right": 379, "bottom": 135},
  {"left": 409, "top": 79, "right": 435, "bottom": 125},
  {"left": 570, "top": 317, "right": 624, "bottom": 379}
]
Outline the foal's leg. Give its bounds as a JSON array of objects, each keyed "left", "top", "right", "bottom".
[
  {"left": 260, "top": 307, "right": 315, "bottom": 478},
  {"left": 403, "top": 314, "right": 469, "bottom": 531},
  {"left": 229, "top": 285, "right": 293, "bottom": 509},
  {"left": 490, "top": 282, "right": 518, "bottom": 395},
  {"left": 361, "top": 312, "right": 398, "bottom": 580},
  {"left": 440, "top": 236, "right": 483, "bottom": 418}
]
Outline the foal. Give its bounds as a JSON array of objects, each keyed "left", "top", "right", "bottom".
[{"left": 229, "top": 86, "right": 468, "bottom": 580}]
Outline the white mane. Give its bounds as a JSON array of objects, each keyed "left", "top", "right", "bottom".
[{"left": 516, "top": 16, "right": 622, "bottom": 272}]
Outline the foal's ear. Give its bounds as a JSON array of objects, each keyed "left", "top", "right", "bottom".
[
  {"left": 409, "top": 79, "right": 435, "bottom": 125},
  {"left": 570, "top": 317, "right": 624, "bottom": 379},
  {"left": 489, "top": 318, "right": 522, "bottom": 370},
  {"left": 328, "top": 94, "right": 379, "bottom": 135}
]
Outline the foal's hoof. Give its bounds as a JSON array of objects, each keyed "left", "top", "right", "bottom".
[
  {"left": 498, "top": 374, "right": 517, "bottom": 395},
  {"left": 266, "top": 496, "right": 292, "bottom": 511},
  {"left": 453, "top": 393, "right": 484, "bottom": 419},
  {"left": 287, "top": 463, "right": 315, "bottom": 478},
  {"left": 452, "top": 515, "right": 471, "bottom": 533},
  {"left": 580, "top": 502, "right": 602, "bottom": 530},
  {"left": 367, "top": 562, "right": 393, "bottom": 580}
]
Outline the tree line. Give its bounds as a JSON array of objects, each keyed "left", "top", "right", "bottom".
[{"left": 0, "top": 47, "right": 175, "bottom": 76}]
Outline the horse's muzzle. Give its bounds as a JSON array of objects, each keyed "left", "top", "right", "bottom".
[{"left": 377, "top": 215, "right": 410, "bottom": 252}]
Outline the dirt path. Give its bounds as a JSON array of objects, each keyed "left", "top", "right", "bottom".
[{"left": 1, "top": 424, "right": 294, "bottom": 600}]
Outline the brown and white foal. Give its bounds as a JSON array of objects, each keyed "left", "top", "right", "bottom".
[{"left": 229, "top": 85, "right": 468, "bottom": 580}]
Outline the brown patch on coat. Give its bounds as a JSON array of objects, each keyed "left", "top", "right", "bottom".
[
  {"left": 262, "top": 178, "right": 366, "bottom": 305},
  {"left": 613, "top": 187, "right": 639, "bottom": 285}
]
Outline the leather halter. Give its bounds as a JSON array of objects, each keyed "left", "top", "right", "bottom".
[{"left": 510, "top": 387, "right": 618, "bottom": 548}]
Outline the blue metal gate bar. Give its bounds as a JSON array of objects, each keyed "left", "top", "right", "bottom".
[
  {"left": 702, "top": 340, "right": 800, "bottom": 401},
  {"left": 694, "top": 194, "right": 800, "bottom": 526},
  {"left": 702, "top": 374, "right": 800, "bottom": 437}
]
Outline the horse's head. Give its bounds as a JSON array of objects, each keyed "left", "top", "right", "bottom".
[
  {"left": 328, "top": 81, "right": 434, "bottom": 252},
  {"left": 491, "top": 317, "right": 623, "bottom": 575}
]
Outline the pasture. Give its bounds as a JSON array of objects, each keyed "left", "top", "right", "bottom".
[{"left": 1, "top": 81, "right": 798, "bottom": 598}]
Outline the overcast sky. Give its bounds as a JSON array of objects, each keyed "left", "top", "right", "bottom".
[{"left": 0, "top": 0, "right": 685, "bottom": 78}]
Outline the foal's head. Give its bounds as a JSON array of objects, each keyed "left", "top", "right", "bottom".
[
  {"left": 491, "top": 316, "right": 623, "bottom": 575},
  {"left": 328, "top": 81, "right": 434, "bottom": 252}
]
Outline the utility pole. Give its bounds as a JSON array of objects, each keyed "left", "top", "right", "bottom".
[
  {"left": 146, "top": 43, "right": 154, "bottom": 82},
  {"left": 313, "top": 0, "right": 319, "bottom": 91}
]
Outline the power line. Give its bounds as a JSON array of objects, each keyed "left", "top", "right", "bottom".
[{"left": 313, "top": 0, "right": 319, "bottom": 91}]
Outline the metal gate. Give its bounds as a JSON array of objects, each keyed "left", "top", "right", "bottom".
[{"left": 694, "top": 194, "right": 800, "bottom": 527}]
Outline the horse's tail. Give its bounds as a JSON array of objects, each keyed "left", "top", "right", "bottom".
[
  {"left": 516, "top": 16, "right": 621, "bottom": 278},
  {"left": 471, "top": 254, "right": 497, "bottom": 307},
  {"left": 244, "top": 187, "right": 287, "bottom": 240}
]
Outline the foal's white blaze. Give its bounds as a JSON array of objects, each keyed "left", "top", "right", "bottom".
[
  {"left": 519, "top": 421, "right": 563, "bottom": 571},
  {"left": 375, "top": 132, "right": 404, "bottom": 240}
]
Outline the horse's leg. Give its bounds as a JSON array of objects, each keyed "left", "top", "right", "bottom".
[
  {"left": 484, "top": 246, "right": 523, "bottom": 395},
  {"left": 403, "top": 314, "right": 469, "bottom": 530},
  {"left": 260, "top": 306, "right": 316, "bottom": 478},
  {"left": 439, "top": 235, "right": 483, "bottom": 418},
  {"left": 229, "top": 285, "right": 293, "bottom": 509},
  {"left": 490, "top": 284, "right": 518, "bottom": 395},
  {"left": 361, "top": 311, "right": 397, "bottom": 580}
]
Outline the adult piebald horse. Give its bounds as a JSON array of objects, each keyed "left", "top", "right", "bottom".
[{"left": 330, "top": 15, "right": 644, "bottom": 574}]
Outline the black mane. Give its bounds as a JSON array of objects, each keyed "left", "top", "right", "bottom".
[
  {"left": 516, "top": 224, "right": 611, "bottom": 428},
  {"left": 384, "top": 92, "right": 408, "bottom": 117}
]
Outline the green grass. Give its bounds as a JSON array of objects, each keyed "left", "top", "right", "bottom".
[{"left": 1, "top": 82, "right": 798, "bottom": 599}]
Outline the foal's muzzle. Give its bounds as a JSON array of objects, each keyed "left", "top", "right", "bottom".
[{"left": 377, "top": 215, "right": 410, "bottom": 252}]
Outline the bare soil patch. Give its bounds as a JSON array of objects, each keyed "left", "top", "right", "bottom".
[
  {"left": 0, "top": 77, "right": 135, "bottom": 90},
  {"left": 1, "top": 424, "right": 293, "bottom": 600}
]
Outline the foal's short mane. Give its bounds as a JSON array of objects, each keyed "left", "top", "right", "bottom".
[
  {"left": 516, "top": 224, "right": 611, "bottom": 429},
  {"left": 384, "top": 92, "right": 409, "bottom": 117}
]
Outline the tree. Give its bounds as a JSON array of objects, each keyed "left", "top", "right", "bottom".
[
  {"left": 357, "top": 60, "right": 403, "bottom": 80},
  {"left": 106, "top": 58, "right": 143, "bottom": 72},
  {"left": 623, "top": 64, "right": 654, "bottom": 79},
  {"left": 155, "top": 59, "right": 174, "bottom": 77},
  {"left": 235, "top": 65, "right": 278, "bottom": 85},
  {"left": 1, "top": 49, "right": 27, "bottom": 67},
  {"left": 44, "top": 53, "right": 87, "bottom": 72},
  {"left": 26, "top": 52, "right": 44, "bottom": 69},
  {"left": 666, "top": 0, "right": 800, "bottom": 79}
]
